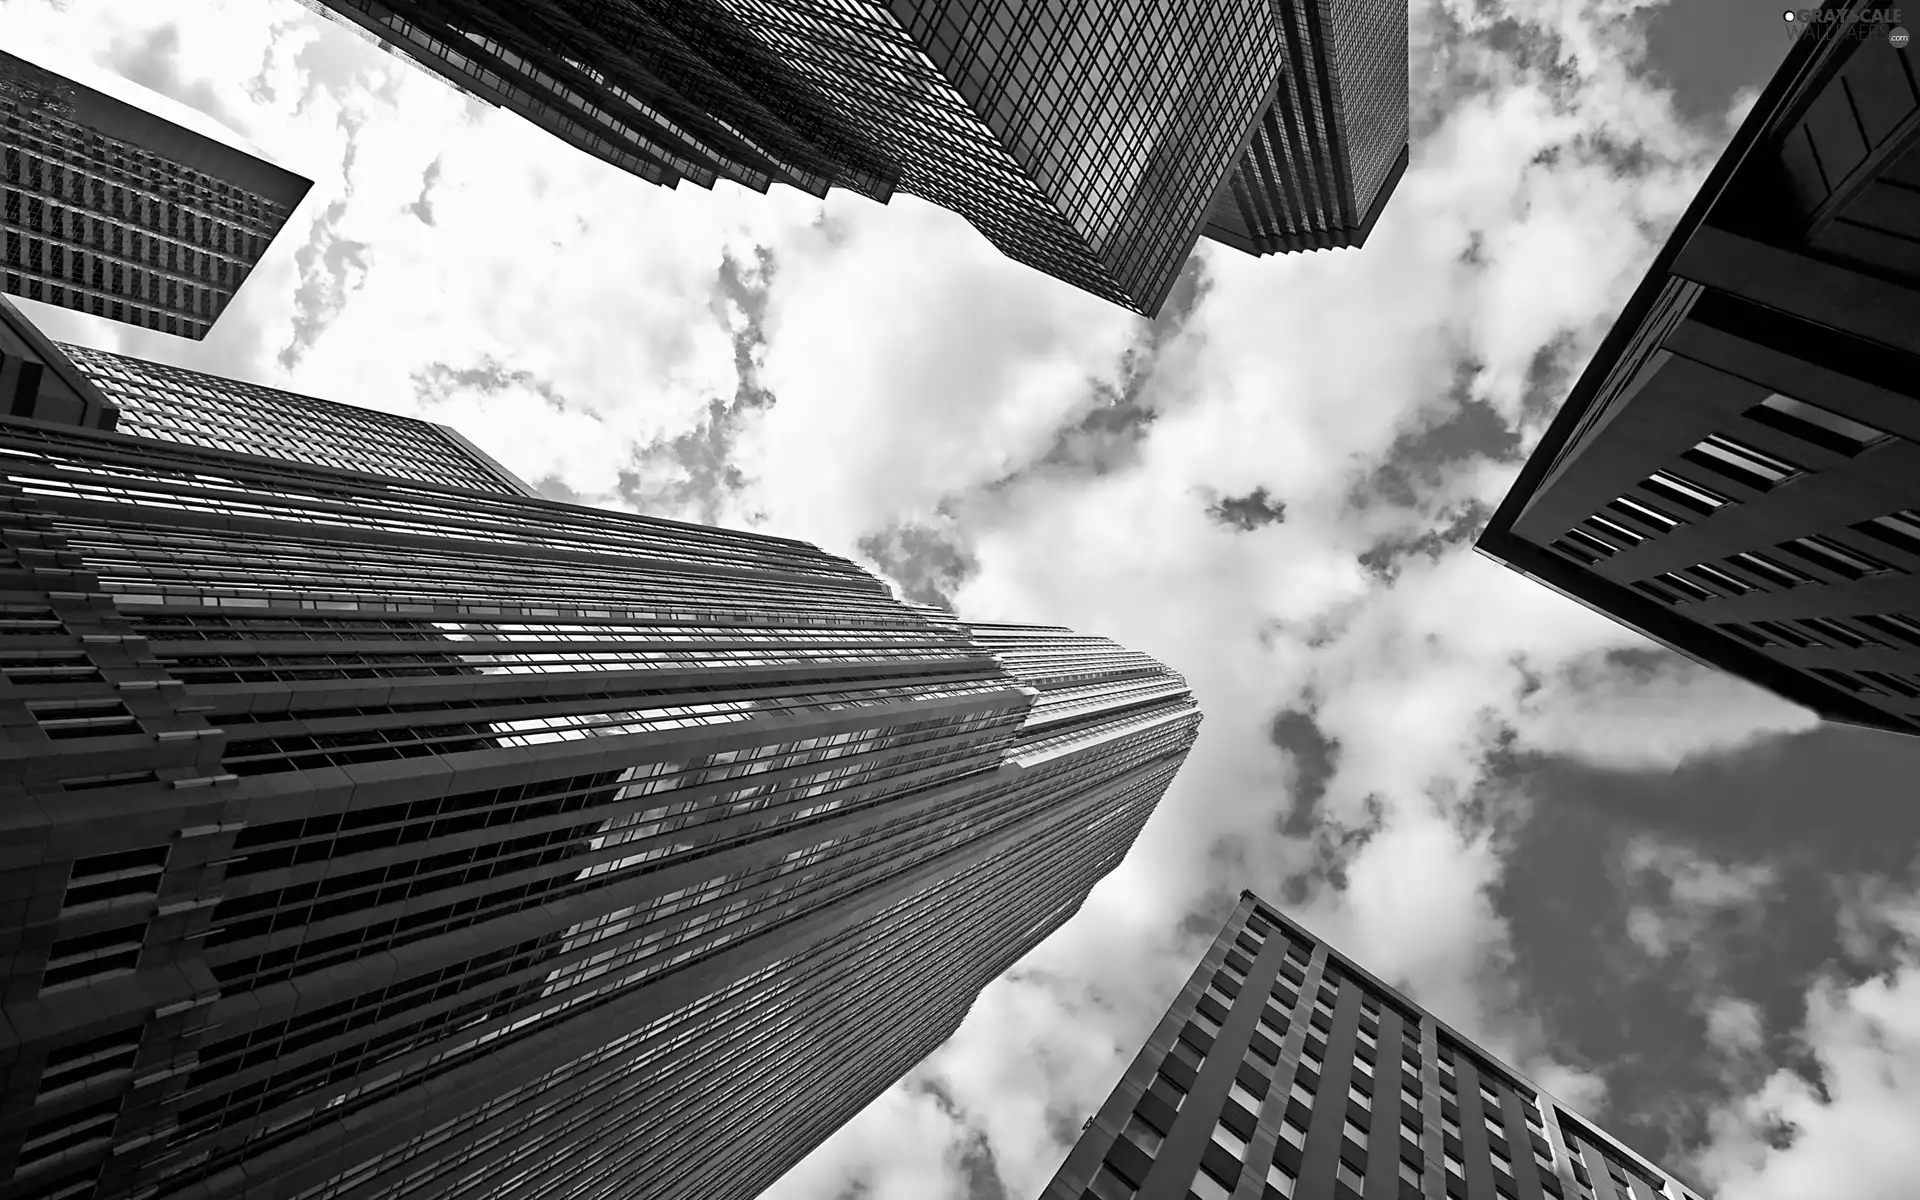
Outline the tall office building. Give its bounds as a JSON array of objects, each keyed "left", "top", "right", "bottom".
[
  {"left": 0, "top": 316, "right": 1200, "bottom": 1200},
  {"left": 1478, "top": 0, "right": 1920, "bottom": 738},
  {"left": 1042, "top": 893, "right": 1707, "bottom": 1200},
  {"left": 300, "top": 0, "right": 1408, "bottom": 315},
  {"left": 0, "top": 48, "right": 310, "bottom": 339}
]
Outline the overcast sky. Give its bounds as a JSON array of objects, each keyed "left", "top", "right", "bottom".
[{"left": 6, "top": 1, "right": 1920, "bottom": 1197}]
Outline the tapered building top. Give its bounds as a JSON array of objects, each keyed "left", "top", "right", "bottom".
[
  {"left": 0, "top": 311, "right": 1200, "bottom": 1200},
  {"left": 1043, "top": 893, "right": 1707, "bottom": 1200},
  {"left": 0, "top": 49, "right": 311, "bottom": 339},
  {"left": 1478, "top": 0, "right": 1920, "bottom": 737},
  {"left": 305, "top": 0, "right": 1409, "bottom": 315}
]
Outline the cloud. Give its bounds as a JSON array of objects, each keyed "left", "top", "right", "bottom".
[
  {"left": 1513, "top": 654, "right": 1820, "bottom": 774},
  {"left": 5, "top": 1, "right": 1854, "bottom": 1199},
  {"left": 1618, "top": 839, "right": 1779, "bottom": 963},
  {"left": 1696, "top": 874, "right": 1920, "bottom": 1200}
]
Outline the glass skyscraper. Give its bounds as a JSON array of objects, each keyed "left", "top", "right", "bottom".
[
  {"left": 301, "top": 0, "right": 1409, "bottom": 315},
  {"left": 0, "top": 50, "right": 311, "bottom": 339},
  {"left": 1044, "top": 894, "right": 1708, "bottom": 1200},
  {"left": 0, "top": 317, "right": 1200, "bottom": 1200}
]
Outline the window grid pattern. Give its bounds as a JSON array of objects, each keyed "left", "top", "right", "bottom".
[
  {"left": 1538, "top": 382, "right": 1920, "bottom": 726},
  {"left": 57, "top": 344, "right": 523, "bottom": 493},
  {"left": 1040, "top": 895, "right": 1700, "bottom": 1200},
  {"left": 5, "top": 385, "right": 1198, "bottom": 1200},
  {"left": 0, "top": 51, "right": 300, "bottom": 338}
]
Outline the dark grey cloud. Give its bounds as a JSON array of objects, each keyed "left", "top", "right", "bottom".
[
  {"left": 857, "top": 519, "right": 979, "bottom": 613},
  {"left": 1269, "top": 710, "right": 1341, "bottom": 838},
  {"left": 1494, "top": 721, "right": 1920, "bottom": 1183},
  {"left": 1204, "top": 487, "right": 1287, "bottom": 532},
  {"left": 410, "top": 157, "right": 442, "bottom": 226},
  {"left": 278, "top": 110, "right": 371, "bottom": 370},
  {"left": 1639, "top": 0, "right": 1792, "bottom": 122}
]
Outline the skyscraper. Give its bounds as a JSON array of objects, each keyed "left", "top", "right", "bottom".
[
  {"left": 0, "top": 323, "right": 1200, "bottom": 1200},
  {"left": 0, "top": 48, "right": 310, "bottom": 339},
  {"left": 1478, "top": 0, "right": 1920, "bottom": 738},
  {"left": 1042, "top": 893, "right": 1708, "bottom": 1200},
  {"left": 300, "top": 0, "right": 1408, "bottom": 315}
]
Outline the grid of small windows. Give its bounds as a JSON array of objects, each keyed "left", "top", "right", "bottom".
[
  {"left": 170, "top": 709, "right": 1190, "bottom": 1157},
  {"left": 1548, "top": 389, "right": 1901, "bottom": 572},
  {"left": 157, "top": 725, "right": 1184, "bottom": 1199},
  {"left": 57, "top": 344, "right": 520, "bottom": 492},
  {"left": 4, "top": 426, "right": 868, "bottom": 589},
  {"left": 0, "top": 63, "right": 295, "bottom": 338},
  {"left": 883, "top": 0, "right": 1291, "bottom": 312}
]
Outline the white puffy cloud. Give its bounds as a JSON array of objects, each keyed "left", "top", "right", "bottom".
[{"left": 1697, "top": 877, "right": 1920, "bottom": 1200}]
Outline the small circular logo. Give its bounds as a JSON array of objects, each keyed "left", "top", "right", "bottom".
[
  {"left": 1892, "top": 24, "right": 1911, "bottom": 44},
  {"left": 1783, "top": 8, "right": 1796, "bottom": 18}
]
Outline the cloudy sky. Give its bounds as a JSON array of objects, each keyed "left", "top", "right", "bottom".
[{"left": 7, "top": 0, "right": 1920, "bottom": 1197}]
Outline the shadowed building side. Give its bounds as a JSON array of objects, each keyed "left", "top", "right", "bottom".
[{"left": 1478, "top": 0, "right": 1920, "bottom": 739}]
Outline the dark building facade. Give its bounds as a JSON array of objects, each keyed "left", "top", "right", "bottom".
[
  {"left": 302, "top": 0, "right": 1408, "bottom": 315},
  {"left": 1040, "top": 894, "right": 1706, "bottom": 1200},
  {"left": 1478, "top": 0, "right": 1920, "bottom": 737},
  {"left": 0, "top": 50, "right": 311, "bottom": 340},
  {"left": 0, "top": 325, "right": 1199, "bottom": 1200},
  {"left": 53, "top": 341, "right": 537, "bottom": 496}
]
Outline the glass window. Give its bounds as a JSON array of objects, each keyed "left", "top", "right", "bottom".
[
  {"left": 1211, "top": 1120, "right": 1248, "bottom": 1159},
  {"left": 1280, "top": 1116, "right": 1307, "bottom": 1148},
  {"left": 1749, "top": 392, "right": 1888, "bottom": 453},
  {"left": 1229, "top": 1080, "right": 1264, "bottom": 1115},
  {"left": 1122, "top": 1113, "right": 1162, "bottom": 1156},
  {"left": 1336, "top": 1160, "right": 1365, "bottom": 1192},
  {"left": 1188, "top": 1166, "right": 1232, "bottom": 1200},
  {"left": 1344, "top": 1117, "right": 1369, "bottom": 1149},
  {"left": 1267, "top": 1161, "right": 1297, "bottom": 1198}
]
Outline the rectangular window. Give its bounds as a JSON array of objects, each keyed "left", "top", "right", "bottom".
[
  {"left": 1584, "top": 515, "right": 1646, "bottom": 546},
  {"left": 1211, "top": 1120, "right": 1249, "bottom": 1159},
  {"left": 1292, "top": 1080, "right": 1316, "bottom": 1108},
  {"left": 1797, "top": 616, "right": 1881, "bottom": 648},
  {"left": 1445, "top": 1151, "right": 1466, "bottom": 1178},
  {"left": 1810, "top": 668, "right": 1880, "bottom": 695},
  {"left": 63, "top": 845, "right": 169, "bottom": 909},
  {"left": 1780, "top": 535, "right": 1895, "bottom": 580},
  {"left": 1747, "top": 392, "right": 1889, "bottom": 454},
  {"left": 1631, "top": 578, "right": 1684, "bottom": 606},
  {"left": 1859, "top": 670, "right": 1920, "bottom": 699},
  {"left": 1857, "top": 511, "right": 1920, "bottom": 556},
  {"left": 1230, "top": 1080, "right": 1264, "bottom": 1115},
  {"left": 1654, "top": 572, "right": 1716, "bottom": 602},
  {"left": 1564, "top": 530, "right": 1617, "bottom": 559},
  {"left": 1122, "top": 1113, "right": 1163, "bottom": 1156},
  {"left": 1336, "top": 1160, "right": 1366, "bottom": 1193},
  {"left": 1487, "top": 1115, "right": 1507, "bottom": 1138},
  {"left": 1402, "top": 1159, "right": 1424, "bottom": 1187},
  {"left": 1644, "top": 470, "right": 1729, "bottom": 513},
  {"left": 1684, "top": 433, "right": 1804, "bottom": 489},
  {"left": 1188, "top": 1167, "right": 1232, "bottom": 1200},
  {"left": 1345, "top": 1117, "right": 1370, "bottom": 1149},
  {"left": 1726, "top": 551, "right": 1813, "bottom": 588},
  {"left": 1193, "top": 1007, "right": 1223, "bottom": 1036},
  {"left": 1608, "top": 495, "right": 1682, "bottom": 531},
  {"left": 1280, "top": 1116, "right": 1308, "bottom": 1148},
  {"left": 1552, "top": 538, "right": 1601, "bottom": 566},
  {"left": 1267, "top": 1162, "right": 1297, "bottom": 1198},
  {"left": 1351, "top": 1083, "right": 1372, "bottom": 1110},
  {"left": 1684, "top": 563, "right": 1755, "bottom": 595},
  {"left": 1086, "top": 1164, "right": 1136, "bottom": 1200},
  {"left": 1858, "top": 612, "right": 1920, "bottom": 649}
]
